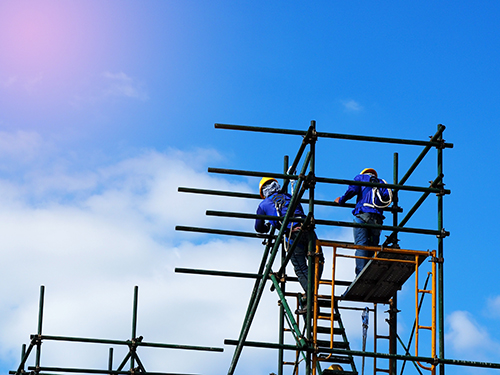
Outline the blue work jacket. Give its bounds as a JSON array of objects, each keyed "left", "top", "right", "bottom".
[
  {"left": 255, "top": 192, "right": 305, "bottom": 233},
  {"left": 337, "top": 174, "right": 390, "bottom": 218}
]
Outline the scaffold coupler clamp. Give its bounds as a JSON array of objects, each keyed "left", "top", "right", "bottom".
[
  {"left": 436, "top": 180, "right": 446, "bottom": 197},
  {"left": 303, "top": 171, "right": 316, "bottom": 190},
  {"left": 431, "top": 254, "right": 444, "bottom": 264},
  {"left": 437, "top": 228, "right": 450, "bottom": 238},
  {"left": 436, "top": 137, "right": 446, "bottom": 150},
  {"left": 384, "top": 233, "right": 400, "bottom": 248},
  {"left": 302, "top": 216, "right": 316, "bottom": 233},
  {"left": 303, "top": 128, "right": 318, "bottom": 145},
  {"left": 31, "top": 334, "right": 42, "bottom": 347}
]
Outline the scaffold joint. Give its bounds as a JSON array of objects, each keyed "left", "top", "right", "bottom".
[
  {"left": 303, "top": 129, "right": 318, "bottom": 144},
  {"left": 436, "top": 137, "right": 447, "bottom": 150},
  {"left": 432, "top": 256, "right": 444, "bottom": 264},
  {"left": 31, "top": 335, "right": 42, "bottom": 347},
  {"left": 435, "top": 181, "right": 447, "bottom": 196},
  {"left": 302, "top": 171, "right": 316, "bottom": 190},
  {"left": 436, "top": 228, "right": 450, "bottom": 238}
]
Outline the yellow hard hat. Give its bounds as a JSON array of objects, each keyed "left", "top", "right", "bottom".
[
  {"left": 327, "top": 364, "right": 343, "bottom": 371},
  {"left": 259, "top": 177, "right": 278, "bottom": 198},
  {"left": 360, "top": 168, "right": 377, "bottom": 177}
]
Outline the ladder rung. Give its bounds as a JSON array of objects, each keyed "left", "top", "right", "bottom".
[
  {"left": 317, "top": 313, "right": 341, "bottom": 320},
  {"left": 375, "top": 368, "right": 390, "bottom": 373},
  {"left": 317, "top": 340, "right": 348, "bottom": 349},
  {"left": 317, "top": 355, "right": 353, "bottom": 364},
  {"left": 418, "top": 290, "right": 432, "bottom": 295},
  {"left": 317, "top": 326, "right": 343, "bottom": 335},
  {"left": 418, "top": 325, "right": 432, "bottom": 330},
  {"left": 375, "top": 335, "right": 390, "bottom": 340}
]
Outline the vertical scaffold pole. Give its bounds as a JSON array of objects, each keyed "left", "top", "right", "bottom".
[
  {"left": 278, "top": 155, "right": 289, "bottom": 375},
  {"left": 437, "top": 126, "right": 445, "bottom": 375},
  {"left": 306, "top": 120, "right": 317, "bottom": 375},
  {"left": 35, "top": 285, "right": 45, "bottom": 370},
  {"left": 131, "top": 285, "right": 139, "bottom": 370},
  {"left": 390, "top": 153, "right": 399, "bottom": 375},
  {"left": 227, "top": 158, "right": 310, "bottom": 375}
]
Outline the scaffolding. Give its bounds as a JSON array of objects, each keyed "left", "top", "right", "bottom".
[
  {"left": 176, "top": 121, "right": 500, "bottom": 375},
  {"left": 10, "top": 285, "right": 223, "bottom": 375},
  {"left": 11, "top": 121, "right": 500, "bottom": 375}
]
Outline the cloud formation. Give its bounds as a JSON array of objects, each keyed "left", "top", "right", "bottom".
[
  {"left": 341, "top": 99, "right": 363, "bottom": 112},
  {"left": 102, "top": 71, "right": 148, "bottom": 101},
  {"left": 0, "top": 145, "right": 286, "bottom": 374},
  {"left": 446, "top": 310, "right": 500, "bottom": 362}
]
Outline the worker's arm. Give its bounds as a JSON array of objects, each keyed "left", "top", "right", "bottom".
[
  {"left": 255, "top": 204, "right": 271, "bottom": 233},
  {"left": 336, "top": 184, "right": 359, "bottom": 205}
]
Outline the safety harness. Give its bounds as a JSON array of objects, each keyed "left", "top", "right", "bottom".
[{"left": 363, "top": 175, "right": 393, "bottom": 209}]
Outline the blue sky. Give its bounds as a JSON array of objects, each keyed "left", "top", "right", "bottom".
[{"left": 1, "top": 1, "right": 500, "bottom": 374}]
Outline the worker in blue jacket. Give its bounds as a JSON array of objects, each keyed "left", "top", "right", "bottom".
[
  {"left": 255, "top": 177, "right": 323, "bottom": 308},
  {"left": 335, "top": 168, "right": 392, "bottom": 276}
]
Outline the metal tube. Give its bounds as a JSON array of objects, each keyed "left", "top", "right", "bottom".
[
  {"left": 270, "top": 274, "right": 306, "bottom": 347},
  {"left": 130, "top": 286, "right": 138, "bottom": 370},
  {"left": 437, "top": 127, "right": 445, "bottom": 375},
  {"left": 36, "top": 285, "right": 45, "bottom": 369},
  {"left": 178, "top": 186, "right": 395, "bottom": 212},
  {"left": 205, "top": 210, "right": 446, "bottom": 237},
  {"left": 108, "top": 348, "right": 113, "bottom": 374},
  {"left": 306, "top": 120, "right": 316, "bottom": 375},
  {"left": 315, "top": 176, "right": 450, "bottom": 195},
  {"left": 175, "top": 225, "right": 271, "bottom": 239},
  {"left": 281, "top": 127, "right": 313, "bottom": 193},
  {"left": 315, "top": 218, "right": 446, "bottom": 237},
  {"left": 25, "top": 366, "right": 199, "bottom": 375},
  {"left": 399, "top": 124, "right": 446, "bottom": 186},
  {"left": 175, "top": 268, "right": 262, "bottom": 279},
  {"left": 227, "top": 170, "right": 309, "bottom": 375},
  {"left": 214, "top": 123, "right": 454, "bottom": 148},
  {"left": 32, "top": 335, "right": 223, "bottom": 351},
  {"left": 224, "top": 340, "right": 500, "bottom": 369},
  {"left": 390, "top": 153, "right": 399, "bottom": 375},
  {"left": 384, "top": 174, "right": 445, "bottom": 246},
  {"left": 208, "top": 167, "right": 451, "bottom": 195},
  {"left": 278, "top": 155, "right": 289, "bottom": 375},
  {"left": 240, "top": 226, "right": 276, "bottom": 340}
]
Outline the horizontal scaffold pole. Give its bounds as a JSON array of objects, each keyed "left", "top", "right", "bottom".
[
  {"left": 176, "top": 266, "right": 346, "bottom": 288},
  {"left": 30, "top": 335, "right": 223, "bottom": 352},
  {"left": 175, "top": 268, "right": 262, "bottom": 279},
  {"left": 207, "top": 168, "right": 450, "bottom": 195},
  {"left": 178, "top": 186, "right": 399, "bottom": 213},
  {"left": 205, "top": 210, "right": 449, "bottom": 237},
  {"left": 223, "top": 340, "right": 500, "bottom": 370},
  {"left": 214, "top": 123, "right": 453, "bottom": 148},
  {"left": 22, "top": 367, "right": 199, "bottom": 375},
  {"left": 175, "top": 225, "right": 270, "bottom": 239}
]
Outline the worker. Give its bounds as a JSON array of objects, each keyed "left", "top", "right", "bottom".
[
  {"left": 334, "top": 168, "right": 392, "bottom": 276},
  {"left": 255, "top": 177, "right": 324, "bottom": 312}
]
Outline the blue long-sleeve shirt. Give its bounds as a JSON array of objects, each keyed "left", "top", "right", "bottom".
[
  {"left": 255, "top": 192, "right": 305, "bottom": 233},
  {"left": 337, "top": 173, "right": 390, "bottom": 218}
]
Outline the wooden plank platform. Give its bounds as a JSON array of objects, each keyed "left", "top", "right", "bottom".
[{"left": 341, "top": 249, "right": 428, "bottom": 303}]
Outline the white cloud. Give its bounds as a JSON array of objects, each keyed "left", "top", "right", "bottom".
[
  {"left": 341, "top": 99, "right": 363, "bottom": 112},
  {"left": 446, "top": 310, "right": 500, "bottom": 363},
  {"left": 1, "top": 74, "right": 44, "bottom": 92},
  {"left": 0, "top": 147, "right": 288, "bottom": 374},
  {"left": 0, "top": 130, "right": 45, "bottom": 164},
  {"left": 487, "top": 295, "right": 500, "bottom": 319},
  {"left": 102, "top": 71, "right": 148, "bottom": 101}
]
